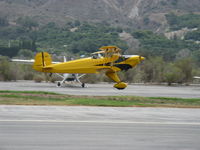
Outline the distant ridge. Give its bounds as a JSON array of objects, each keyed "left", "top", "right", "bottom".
[{"left": 0, "top": 0, "right": 200, "bottom": 30}]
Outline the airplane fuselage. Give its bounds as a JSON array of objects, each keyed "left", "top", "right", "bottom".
[
  {"left": 38, "top": 54, "right": 143, "bottom": 74},
  {"left": 32, "top": 46, "right": 144, "bottom": 89}
]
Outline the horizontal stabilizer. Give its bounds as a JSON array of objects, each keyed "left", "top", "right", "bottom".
[
  {"left": 11, "top": 59, "right": 34, "bottom": 64},
  {"left": 194, "top": 76, "right": 200, "bottom": 79},
  {"left": 11, "top": 58, "right": 60, "bottom": 64}
]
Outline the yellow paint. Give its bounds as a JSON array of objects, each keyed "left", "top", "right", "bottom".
[{"left": 32, "top": 46, "right": 144, "bottom": 89}]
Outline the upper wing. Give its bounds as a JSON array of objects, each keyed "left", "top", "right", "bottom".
[{"left": 99, "top": 46, "right": 121, "bottom": 53}]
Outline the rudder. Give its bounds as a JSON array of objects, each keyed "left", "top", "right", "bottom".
[{"left": 33, "top": 52, "right": 52, "bottom": 72}]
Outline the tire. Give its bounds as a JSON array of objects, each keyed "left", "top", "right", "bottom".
[
  {"left": 57, "top": 82, "right": 61, "bottom": 87},
  {"left": 81, "top": 83, "right": 85, "bottom": 88}
]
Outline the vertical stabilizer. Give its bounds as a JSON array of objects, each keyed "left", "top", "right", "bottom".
[{"left": 33, "top": 52, "right": 52, "bottom": 72}]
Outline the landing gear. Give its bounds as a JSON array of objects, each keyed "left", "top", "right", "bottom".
[
  {"left": 57, "top": 82, "right": 61, "bottom": 87},
  {"left": 81, "top": 83, "right": 85, "bottom": 88},
  {"left": 57, "top": 81, "right": 86, "bottom": 88},
  {"left": 114, "top": 82, "right": 127, "bottom": 90},
  {"left": 55, "top": 73, "right": 86, "bottom": 88},
  {"left": 106, "top": 72, "right": 127, "bottom": 90},
  {"left": 116, "top": 87, "right": 125, "bottom": 90}
]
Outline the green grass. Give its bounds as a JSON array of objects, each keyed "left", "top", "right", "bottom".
[{"left": 0, "top": 90, "right": 199, "bottom": 107}]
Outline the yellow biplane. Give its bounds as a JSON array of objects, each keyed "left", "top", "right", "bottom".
[{"left": 32, "top": 46, "right": 144, "bottom": 89}]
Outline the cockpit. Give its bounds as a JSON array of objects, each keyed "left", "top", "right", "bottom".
[{"left": 91, "top": 53, "right": 102, "bottom": 59}]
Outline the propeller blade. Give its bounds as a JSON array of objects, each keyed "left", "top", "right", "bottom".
[{"left": 139, "top": 56, "right": 145, "bottom": 61}]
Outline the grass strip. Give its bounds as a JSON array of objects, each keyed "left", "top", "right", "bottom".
[
  {"left": 0, "top": 90, "right": 199, "bottom": 107},
  {"left": 0, "top": 90, "right": 59, "bottom": 95}
]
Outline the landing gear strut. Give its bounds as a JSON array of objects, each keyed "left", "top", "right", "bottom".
[{"left": 106, "top": 72, "right": 127, "bottom": 90}]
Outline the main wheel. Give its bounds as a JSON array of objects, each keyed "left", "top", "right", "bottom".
[
  {"left": 114, "top": 82, "right": 127, "bottom": 90},
  {"left": 57, "top": 82, "right": 61, "bottom": 87},
  {"left": 81, "top": 83, "right": 85, "bottom": 88},
  {"left": 116, "top": 87, "right": 125, "bottom": 90}
]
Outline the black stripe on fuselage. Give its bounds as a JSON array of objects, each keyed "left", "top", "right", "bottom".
[
  {"left": 95, "top": 56, "right": 132, "bottom": 71},
  {"left": 95, "top": 56, "right": 129, "bottom": 66},
  {"left": 114, "top": 64, "right": 132, "bottom": 71},
  {"left": 95, "top": 63, "right": 132, "bottom": 71},
  {"left": 114, "top": 56, "right": 129, "bottom": 63}
]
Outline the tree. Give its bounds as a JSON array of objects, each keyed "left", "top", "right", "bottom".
[
  {"left": 175, "top": 49, "right": 191, "bottom": 60},
  {"left": 166, "top": 13, "right": 200, "bottom": 30},
  {"left": 16, "top": 16, "right": 38, "bottom": 30},
  {"left": 175, "top": 58, "right": 194, "bottom": 84},
  {"left": 0, "top": 47, "right": 20, "bottom": 57},
  {"left": 192, "top": 49, "right": 200, "bottom": 65},
  {"left": 74, "top": 20, "right": 81, "bottom": 27},
  {"left": 19, "top": 40, "right": 36, "bottom": 51},
  {"left": 163, "top": 63, "right": 183, "bottom": 85},
  {"left": 185, "top": 29, "right": 200, "bottom": 41},
  {"left": 131, "top": 30, "right": 199, "bottom": 61},
  {"left": 171, "top": 0, "right": 178, "bottom": 6},
  {"left": 141, "top": 56, "right": 165, "bottom": 83},
  {"left": 17, "top": 49, "right": 34, "bottom": 59},
  {"left": 0, "top": 56, "right": 15, "bottom": 81},
  {"left": 0, "top": 16, "right": 8, "bottom": 26}
]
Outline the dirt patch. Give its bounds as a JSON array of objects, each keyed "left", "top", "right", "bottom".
[{"left": 0, "top": 93, "right": 67, "bottom": 99}]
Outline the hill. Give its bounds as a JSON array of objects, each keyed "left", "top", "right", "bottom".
[
  {"left": 1, "top": 0, "right": 200, "bottom": 30},
  {"left": 1, "top": 0, "right": 200, "bottom": 85},
  {"left": 0, "top": 0, "right": 200, "bottom": 62}
]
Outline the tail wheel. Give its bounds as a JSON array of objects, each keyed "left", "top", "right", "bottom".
[{"left": 81, "top": 83, "right": 85, "bottom": 88}]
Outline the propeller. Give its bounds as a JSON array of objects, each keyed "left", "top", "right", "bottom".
[{"left": 139, "top": 56, "right": 145, "bottom": 62}]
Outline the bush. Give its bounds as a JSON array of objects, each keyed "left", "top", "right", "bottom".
[
  {"left": 165, "top": 13, "right": 200, "bottom": 30},
  {"left": 0, "top": 16, "right": 8, "bottom": 26},
  {"left": 49, "top": 75, "right": 59, "bottom": 83},
  {"left": 140, "top": 56, "right": 165, "bottom": 83},
  {"left": 81, "top": 73, "right": 105, "bottom": 84},
  {"left": 17, "top": 49, "right": 34, "bottom": 59},
  {"left": 33, "top": 74, "right": 44, "bottom": 83},
  {"left": 163, "top": 63, "right": 183, "bottom": 85},
  {"left": 24, "top": 73, "right": 34, "bottom": 80},
  {"left": 175, "top": 58, "right": 194, "bottom": 83},
  {"left": 0, "top": 56, "right": 16, "bottom": 81},
  {"left": 185, "top": 29, "right": 200, "bottom": 41}
]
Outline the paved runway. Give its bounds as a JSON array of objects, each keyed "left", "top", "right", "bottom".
[
  {"left": 0, "top": 81, "right": 200, "bottom": 98},
  {"left": 0, "top": 106, "right": 200, "bottom": 150}
]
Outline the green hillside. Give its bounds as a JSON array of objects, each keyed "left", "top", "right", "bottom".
[
  {"left": 1, "top": 13, "right": 200, "bottom": 85},
  {"left": 0, "top": 17, "right": 127, "bottom": 56}
]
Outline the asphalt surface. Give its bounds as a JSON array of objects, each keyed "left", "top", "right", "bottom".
[
  {"left": 0, "top": 106, "right": 200, "bottom": 150},
  {"left": 0, "top": 81, "right": 200, "bottom": 98}
]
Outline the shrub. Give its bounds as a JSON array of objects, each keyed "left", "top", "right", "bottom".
[
  {"left": 163, "top": 63, "right": 183, "bottom": 85},
  {"left": 24, "top": 73, "right": 34, "bottom": 80},
  {"left": 17, "top": 49, "right": 34, "bottom": 59},
  {"left": 175, "top": 58, "right": 194, "bottom": 83},
  {"left": 33, "top": 74, "right": 44, "bottom": 83},
  {"left": 0, "top": 56, "right": 16, "bottom": 81}
]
